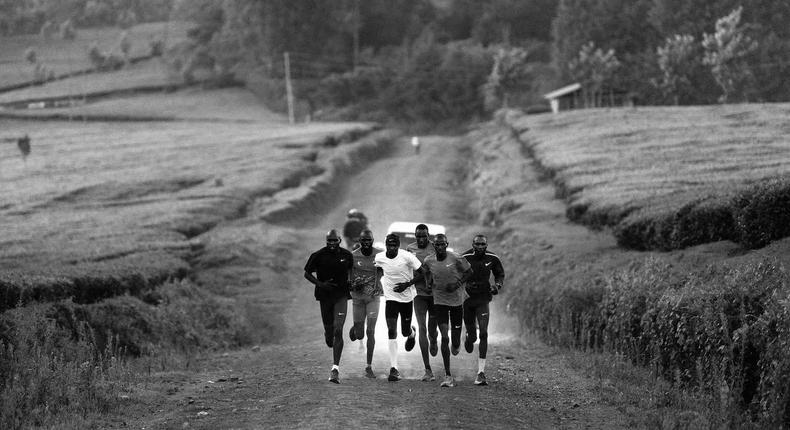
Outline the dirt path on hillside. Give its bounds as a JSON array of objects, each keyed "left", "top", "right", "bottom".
[{"left": 116, "top": 135, "right": 635, "bottom": 429}]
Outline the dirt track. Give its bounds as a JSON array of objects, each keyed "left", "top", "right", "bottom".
[{"left": 118, "top": 134, "right": 635, "bottom": 429}]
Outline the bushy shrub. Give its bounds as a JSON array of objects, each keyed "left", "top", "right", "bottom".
[
  {"left": 732, "top": 178, "right": 790, "bottom": 249},
  {"left": 87, "top": 43, "right": 125, "bottom": 71},
  {"left": 524, "top": 255, "right": 790, "bottom": 425}
]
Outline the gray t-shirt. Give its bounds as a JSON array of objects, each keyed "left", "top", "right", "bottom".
[{"left": 422, "top": 251, "right": 471, "bottom": 306}]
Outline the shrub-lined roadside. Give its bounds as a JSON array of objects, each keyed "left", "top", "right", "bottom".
[
  {"left": 0, "top": 125, "right": 398, "bottom": 429},
  {"left": 503, "top": 105, "right": 790, "bottom": 251},
  {"left": 467, "top": 113, "right": 790, "bottom": 427}
]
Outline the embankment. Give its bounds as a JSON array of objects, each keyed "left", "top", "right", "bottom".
[{"left": 466, "top": 110, "right": 790, "bottom": 428}]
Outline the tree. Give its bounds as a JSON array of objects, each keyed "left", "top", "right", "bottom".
[
  {"left": 702, "top": 7, "right": 758, "bottom": 103},
  {"left": 569, "top": 41, "right": 620, "bottom": 107},
  {"left": 483, "top": 46, "right": 532, "bottom": 109},
  {"left": 653, "top": 34, "right": 701, "bottom": 105}
]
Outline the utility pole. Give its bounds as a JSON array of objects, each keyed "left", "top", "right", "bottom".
[
  {"left": 353, "top": 0, "right": 360, "bottom": 70},
  {"left": 284, "top": 51, "right": 294, "bottom": 124}
]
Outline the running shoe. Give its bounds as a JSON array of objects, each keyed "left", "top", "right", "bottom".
[
  {"left": 349, "top": 327, "right": 357, "bottom": 342},
  {"left": 429, "top": 337, "right": 438, "bottom": 357},
  {"left": 421, "top": 368, "right": 435, "bottom": 382},
  {"left": 388, "top": 367, "right": 401, "bottom": 382},
  {"left": 329, "top": 369, "right": 339, "bottom": 384},
  {"left": 474, "top": 371, "right": 488, "bottom": 386},
  {"left": 464, "top": 333, "right": 474, "bottom": 353},
  {"left": 365, "top": 366, "right": 376, "bottom": 379},
  {"left": 405, "top": 326, "right": 416, "bottom": 352},
  {"left": 451, "top": 342, "right": 460, "bottom": 356},
  {"left": 440, "top": 375, "right": 455, "bottom": 388}
]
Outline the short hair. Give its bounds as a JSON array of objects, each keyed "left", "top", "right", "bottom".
[
  {"left": 434, "top": 233, "right": 448, "bottom": 242},
  {"left": 385, "top": 233, "right": 400, "bottom": 244},
  {"left": 415, "top": 223, "right": 429, "bottom": 233},
  {"left": 473, "top": 234, "right": 487, "bottom": 243}
]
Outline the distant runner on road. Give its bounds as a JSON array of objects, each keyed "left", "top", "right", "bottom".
[
  {"left": 406, "top": 223, "right": 438, "bottom": 382},
  {"left": 422, "top": 234, "right": 473, "bottom": 388},
  {"left": 349, "top": 229, "right": 383, "bottom": 379},
  {"left": 375, "top": 233, "right": 422, "bottom": 382},
  {"left": 462, "top": 234, "right": 505, "bottom": 386},
  {"left": 304, "top": 229, "right": 353, "bottom": 384},
  {"left": 411, "top": 136, "right": 421, "bottom": 155}
]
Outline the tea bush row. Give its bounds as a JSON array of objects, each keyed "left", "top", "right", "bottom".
[
  {"left": 613, "top": 178, "right": 790, "bottom": 250},
  {"left": 511, "top": 257, "right": 790, "bottom": 426},
  {"left": 0, "top": 251, "right": 188, "bottom": 312}
]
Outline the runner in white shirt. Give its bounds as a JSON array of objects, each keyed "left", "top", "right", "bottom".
[{"left": 375, "top": 233, "right": 423, "bottom": 381}]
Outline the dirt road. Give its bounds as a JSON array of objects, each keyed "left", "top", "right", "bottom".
[{"left": 120, "top": 135, "right": 634, "bottom": 429}]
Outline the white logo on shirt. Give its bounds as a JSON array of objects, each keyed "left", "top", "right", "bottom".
[
  {"left": 357, "top": 261, "right": 363, "bottom": 266},
  {"left": 445, "top": 263, "right": 453, "bottom": 267},
  {"left": 484, "top": 262, "right": 492, "bottom": 267}
]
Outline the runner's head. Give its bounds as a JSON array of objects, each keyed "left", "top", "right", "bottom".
[
  {"left": 347, "top": 208, "right": 359, "bottom": 218},
  {"left": 433, "top": 233, "right": 448, "bottom": 258},
  {"left": 326, "top": 229, "right": 341, "bottom": 251},
  {"left": 385, "top": 233, "right": 400, "bottom": 257},
  {"left": 472, "top": 234, "right": 487, "bottom": 256},
  {"left": 359, "top": 229, "right": 374, "bottom": 252},
  {"left": 415, "top": 224, "right": 429, "bottom": 248}
]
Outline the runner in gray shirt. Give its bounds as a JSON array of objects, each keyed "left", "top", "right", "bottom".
[{"left": 421, "top": 234, "right": 473, "bottom": 387}]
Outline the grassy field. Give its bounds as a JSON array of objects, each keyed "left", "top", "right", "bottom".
[
  {"left": 0, "top": 57, "right": 181, "bottom": 105},
  {"left": 0, "top": 116, "right": 376, "bottom": 308},
  {"left": 0, "top": 87, "right": 287, "bottom": 122},
  {"left": 0, "top": 21, "right": 190, "bottom": 90},
  {"left": 507, "top": 105, "right": 790, "bottom": 249}
]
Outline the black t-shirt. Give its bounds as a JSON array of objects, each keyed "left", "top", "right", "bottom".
[
  {"left": 462, "top": 249, "right": 505, "bottom": 304},
  {"left": 304, "top": 246, "right": 353, "bottom": 301}
]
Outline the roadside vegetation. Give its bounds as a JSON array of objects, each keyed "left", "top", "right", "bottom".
[
  {"left": 466, "top": 110, "right": 790, "bottom": 428},
  {"left": 507, "top": 105, "right": 790, "bottom": 251}
]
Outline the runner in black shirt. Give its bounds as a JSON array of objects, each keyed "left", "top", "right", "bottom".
[
  {"left": 304, "top": 229, "right": 353, "bottom": 383},
  {"left": 461, "top": 234, "right": 505, "bottom": 386}
]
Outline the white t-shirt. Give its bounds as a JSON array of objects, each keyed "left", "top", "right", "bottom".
[{"left": 375, "top": 249, "right": 422, "bottom": 302}]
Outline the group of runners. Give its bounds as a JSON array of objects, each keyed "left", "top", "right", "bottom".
[{"left": 303, "top": 223, "right": 505, "bottom": 387}]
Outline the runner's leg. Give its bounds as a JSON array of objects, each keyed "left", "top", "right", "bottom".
[
  {"left": 320, "top": 300, "right": 335, "bottom": 348},
  {"left": 351, "top": 297, "right": 365, "bottom": 340},
  {"left": 435, "top": 304, "right": 451, "bottom": 376},
  {"left": 385, "top": 301, "right": 399, "bottom": 370},
  {"left": 365, "top": 296, "right": 380, "bottom": 366},
  {"left": 332, "top": 299, "right": 347, "bottom": 366},
  {"left": 399, "top": 301, "right": 414, "bottom": 337},
  {"left": 463, "top": 301, "right": 478, "bottom": 346},
  {"left": 413, "top": 295, "right": 432, "bottom": 370},
  {"left": 450, "top": 305, "right": 463, "bottom": 352},
  {"left": 477, "top": 302, "right": 490, "bottom": 360}
]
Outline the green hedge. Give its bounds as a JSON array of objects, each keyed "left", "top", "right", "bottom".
[
  {"left": 732, "top": 178, "right": 790, "bottom": 249},
  {"left": 0, "top": 251, "right": 189, "bottom": 312},
  {"left": 609, "top": 177, "right": 790, "bottom": 251},
  {"left": 514, "top": 257, "right": 790, "bottom": 425}
]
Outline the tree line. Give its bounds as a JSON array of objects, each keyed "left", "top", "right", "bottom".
[{"left": 4, "top": 0, "right": 790, "bottom": 119}]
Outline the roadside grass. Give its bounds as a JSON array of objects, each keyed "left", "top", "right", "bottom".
[
  {"left": 470, "top": 114, "right": 790, "bottom": 427},
  {"left": 0, "top": 276, "right": 258, "bottom": 429},
  {"left": 0, "top": 21, "right": 190, "bottom": 90},
  {"left": 506, "top": 104, "right": 790, "bottom": 250}
]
